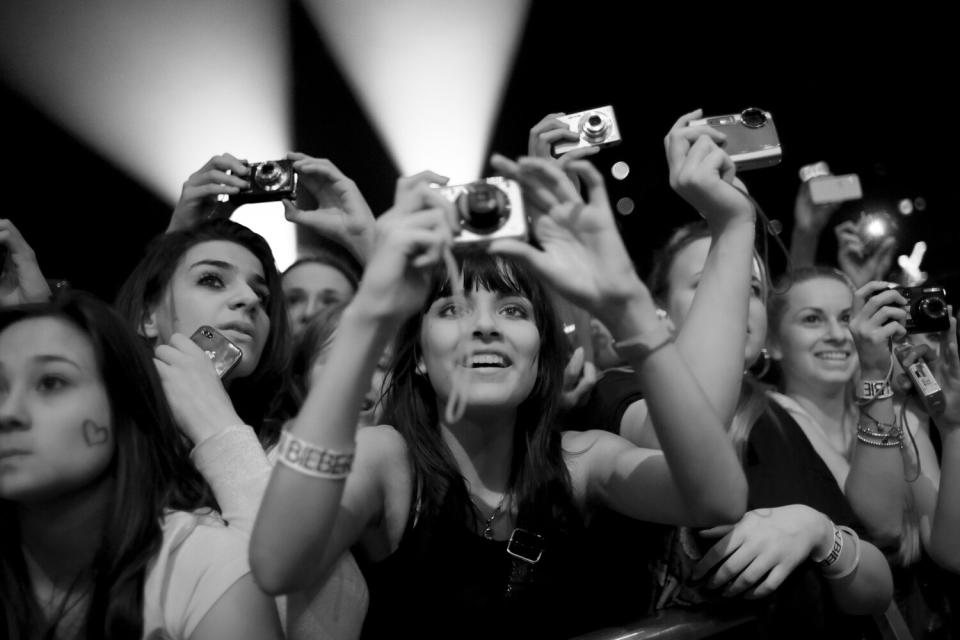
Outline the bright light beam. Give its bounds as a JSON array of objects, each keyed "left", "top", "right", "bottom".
[
  {"left": 0, "top": 0, "right": 297, "bottom": 270},
  {"left": 303, "top": 0, "right": 531, "bottom": 185}
]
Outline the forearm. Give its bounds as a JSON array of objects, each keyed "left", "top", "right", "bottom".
[
  {"left": 845, "top": 397, "right": 907, "bottom": 548},
  {"left": 789, "top": 226, "right": 822, "bottom": 268},
  {"left": 675, "top": 217, "right": 755, "bottom": 425},
  {"left": 191, "top": 425, "right": 272, "bottom": 532},
  {"left": 251, "top": 304, "right": 395, "bottom": 591},
  {"left": 827, "top": 538, "right": 894, "bottom": 615},
  {"left": 604, "top": 297, "right": 747, "bottom": 524},
  {"left": 930, "top": 427, "right": 960, "bottom": 572}
]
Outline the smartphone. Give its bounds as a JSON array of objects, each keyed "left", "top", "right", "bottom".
[
  {"left": 688, "top": 107, "right": 781, "bottom": 171},
  {"left": 808, "top": 174, "right": 862, "bottom": 205},
  {"left": 552, "top": 105, "right": 622, "bottom": 157},
  {"left": 190, "top": 325, "right": 243, "bottom": 378}
]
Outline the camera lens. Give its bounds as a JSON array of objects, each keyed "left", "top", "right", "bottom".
[
  {"left": 254, "top": 161, "right": 290, "bottom": 191},
  {"left": 459, "top": 183, "right": 509, "bottom": 233},
  {"left": 919, "top": 296, "right": 947, "bottom": 320},
  {"left": 580, "top": 112, "right": 610, "bottom": 141},
  {"left": 740, "top": 108, "right": 767, "bottom": 129}
]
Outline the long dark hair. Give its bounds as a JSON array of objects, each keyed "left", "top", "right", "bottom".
[
  {"left": 114, "top": 219, "right": 293, "bottom": 445},
  {"left": 380, "top": 253, "right": 581, "bottom": 537},
  {"left": 0, "top": 291, "right": 214, "bottom": 639}
]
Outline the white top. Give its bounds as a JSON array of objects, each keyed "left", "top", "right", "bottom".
[{"left": 142, "top": 509, "right": 251, "bottom": 639}]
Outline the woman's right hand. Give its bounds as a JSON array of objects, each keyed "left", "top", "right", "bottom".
[
  {"left": 0, "top": 219, "right": 51, "bottom": 306},
  {"left": 849, "top": 281, "right": 908, "bottom": 376},
  {"left": 664, "top": 109, "right": 754, "bottom": 227},
  {"left": 352, "top": 171, "right": 458, "bottom": 322},
  {"left": 167, "top": 153, "right": 250, "bottom": 232}
]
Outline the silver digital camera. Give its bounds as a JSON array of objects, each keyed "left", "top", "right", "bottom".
[
  {"left": 688, "top": 107, "right": 781, "bottom": 170},
  {"left": 439, "top": 177, "right": 528, "bottom": 247},
  {"left": 552, "top": 105, "right": 622, "bottom": 157}
]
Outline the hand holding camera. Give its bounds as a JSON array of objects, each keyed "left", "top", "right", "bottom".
[
  {"left": 834, "top": 217, "right": 897, "bottom": 289},
  {"left": 550, "top": 106, "right": 622, "bottom": 158},
  {"left": 0, "top": 218, "right": 52, "bottom": 307},
  {"left": 167, "top": 153, "right": 252, "bottom": 232},
  {"left": 687, "top": 107, "right": 781, "bottom": 171},
  {"left": 487, "top": 154, "right": 655, "bottom": 330},
  {"left": 282, "top": 153, "right": 376, "bottom": 263},
  {"left": 356, "top": 170, "right": 459, "bottom": 323},
  {"left": 850, "top": 281, "right": 910, "bottom": 375},
  {"left": 438, "top": 177, "right": 528, "bottom": 248},
  {"left": 667, "top": 109, "right": 754, "bottom": 226}
]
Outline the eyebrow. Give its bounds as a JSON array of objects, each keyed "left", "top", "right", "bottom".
[
  {"left": 190, "top": 259, "right": 268, "bottom": 288},
  {"left": 33, "top": 355, "right": 82, "bottom": 370},
  {"left": 796, "top": 306, "right": 852, "bottom": 315}
]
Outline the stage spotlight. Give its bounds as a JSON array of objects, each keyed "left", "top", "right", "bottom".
[
  {"left": 302, "top": 0, "right": 531, "bottom": 184},
  {"left": 0, "top": 0, "right": 297, "bottom": 269},
  {"left": 616, "top": 197, "right": 635, "bottom": 216},
  {"left": 914, "top": 197, "right": 927, "bottom": 212},
  {"left": 898, "top": 198, "right": 914, "bottom": 215}
]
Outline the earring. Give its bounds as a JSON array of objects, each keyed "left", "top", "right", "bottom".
[
  {"left": 415, "top": 360, "right": 428, "bottom": 377},
  {"left": 747, "top": 348, "right": 771, "bottom": 379}
]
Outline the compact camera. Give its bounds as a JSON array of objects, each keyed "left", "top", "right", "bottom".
[
  {"left": 190, "top": 325, "right": 243, "bottom": 378},
  {"left": 808, "top": 174, "right": 862, "bottom": 205},
  {"left": 439, "top": 177, "right": 528, "bottom": 247},
  {"left": 893, "top": 285, "right": 950, "bottom": 334},
  {"left": 552, "top": 105, "right": 622, "bottom": 157},
  {"left": 688, "top": 107, "right": 781, "bottom": 171},
  {"left": 232, "top": 159, "right": 298, "bottom": 204}
]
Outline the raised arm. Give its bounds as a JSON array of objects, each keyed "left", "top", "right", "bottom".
[
  {"left": 250, "top": 171, "right": 458, "bottom": 594},
  {"left": 0, "top": 218, "right": 52, "bottom": 306},
  {"left": 489, "top": 154, "right": 746, "bottom": 526}
]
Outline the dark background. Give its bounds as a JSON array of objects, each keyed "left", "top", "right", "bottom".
[{"left": 4, "top": 2, "right": 958, "bottom": 304}]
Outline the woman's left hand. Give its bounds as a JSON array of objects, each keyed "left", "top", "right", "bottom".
[
  {"left": 487, "top": 154, "right": 652, "bottom": 324},
  {"left": 0, "top": 219, "right": 52, "bottom": 306},
  {"left": 692, "top": 505, "right": 833, "bottom": 599}
]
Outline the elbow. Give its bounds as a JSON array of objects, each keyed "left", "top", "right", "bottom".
[
  {"left": 249, "top": 542, "right": 308, "bottom": 596},
  {"left": 861, "top": 523, "right": 903, "bottom": 553},
  {"left": 928, "top": 541, "right": 960, "bottom": 574},
  {"left": 693, "top": 485, "right": 748, "bottom": 528}
]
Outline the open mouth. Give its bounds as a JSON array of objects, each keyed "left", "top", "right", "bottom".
[
  {"left": 815, "top": 350, "right": 851, "bottom": 362},
  {"left": 464, "top": 353, "right": 512, "bottom": 368}
]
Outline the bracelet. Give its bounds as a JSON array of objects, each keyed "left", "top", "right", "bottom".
[
  {"left": 613, "top": 327, "right": 674, "bottom": 366},
  {"left": 823, "top": 526, "right": 861, "bottom": 580},
  {"left": 856, "top": 423, "right": 903, "bottom": 448},
  {"left": 274, "top": 430, "right": 355, "bottom": 479},
  {"left": 813, "top": 522, "right": 843, "bottom": 567},
  {"left": 858, "top": 379, "right": 893, "bottom": 403}
]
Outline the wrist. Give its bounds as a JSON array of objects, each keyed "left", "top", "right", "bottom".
[
  {"left": 811, "top": 513, "right": 837, "bottom": 561},
  {"left": 594, "top": 289, "right": 660, "bottom": 343}
]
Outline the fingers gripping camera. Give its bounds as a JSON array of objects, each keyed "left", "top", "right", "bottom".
[
  {"left": 439, "top": 177, "right": 528, "bottom": 247},
  {"left": 552, "top": 106, "right": 622, "bottom": 157},
  {"left": 688, "top": 107, "right": 781, "bottom": 171}
]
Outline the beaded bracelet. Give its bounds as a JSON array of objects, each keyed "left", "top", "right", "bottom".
[
  {"left": 856, "top": 421, "right": 903, "bottom": 448},
  {"left": 275, "top": 430, "right": 355, "bottom": 480}
]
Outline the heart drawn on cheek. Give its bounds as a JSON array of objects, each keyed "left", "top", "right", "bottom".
[{"left": 82, "top": 420, "right": 110, "bottom": 447}]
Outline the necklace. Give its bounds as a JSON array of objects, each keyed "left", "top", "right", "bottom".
[{"left": 474, "top": 494, "right": 508, "bottom": 540}]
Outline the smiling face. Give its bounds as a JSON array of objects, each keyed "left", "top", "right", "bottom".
[
  {"left": 770, "top": 277, "right": 858, "bottom": 389},
  {"left": 0, "top": 317, "right": 114, "bottom": 504},
  {"left": 419, "top": 285, "right": 541, "bottom": 417},
  {"left": 142, "top": 240, "right": 271, "bottom": 379},
  {"left": 662, "top": 237, "right": 768, "bottom": 367}
]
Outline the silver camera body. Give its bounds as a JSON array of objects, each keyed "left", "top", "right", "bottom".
[
  {"left": 439, "top": 177, "right": 528, "bottom": 247},
  {"left": 688, "top": 107, "right": 781, "bottom": 171},
  {"left": 552, "top": 105, "right": 622, "bottom": 157}
]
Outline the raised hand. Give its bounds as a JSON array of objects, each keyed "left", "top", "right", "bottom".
[
  {"left": 0, "top": 219, "right": 52, "bottom": 306},
  {"left": 835, "top": 221, "right": 897, "bottom": 289},
  {"left": 849, "top": 281, "right": 908, "bottom": 377},
  {"left": 283, "top": 153, "right": 377, "bottom": 263},
  {"left": 665, "top": 109, "right": 754, "bottom": 227},
  {"left": 167, "top": 153, "right": 250, "bottom": 232},
  {"left": 352, "top": 171, "right": 458, "bottom": 323}
]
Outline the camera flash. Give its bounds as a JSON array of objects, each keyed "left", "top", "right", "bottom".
[{"left": 864, "top": 218, "right": 887, "bottom": 238}]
